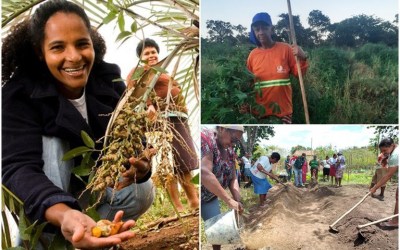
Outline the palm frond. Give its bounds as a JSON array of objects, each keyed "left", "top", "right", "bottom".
[{"left": 1, "top": 0, "right": 45, "bottom": 27}]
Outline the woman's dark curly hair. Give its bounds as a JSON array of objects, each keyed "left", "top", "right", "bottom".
[{"left": 2, "top": 0, "right": 106, "bottom": 85}]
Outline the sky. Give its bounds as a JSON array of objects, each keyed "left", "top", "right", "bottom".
[
  {"left": 260, "top": 125, "right": 376, "bottom": 152},
  {"left": 200, "top": 0, "right": 399, "bottom": 37},
  {"left": 203, "top": 125, "right": 381, "bottom": 153}
]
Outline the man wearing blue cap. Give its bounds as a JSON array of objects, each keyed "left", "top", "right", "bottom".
[{"left": 244, "top": 12, "right": 308, "bottom": 124}]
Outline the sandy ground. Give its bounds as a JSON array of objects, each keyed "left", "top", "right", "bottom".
[
  {"left": 202, "top": 183, "right": 398, "bottom": 250},
  {"left": 120, "top": 210, "right": 199, "bottom": 250}
]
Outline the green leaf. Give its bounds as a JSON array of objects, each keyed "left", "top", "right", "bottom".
[
  {"left": 103, "top": 11, "right": 117, "bottom": 24},
  {"left": 23, "top": 221, "right": 39, "bottom": 238},
  {"left": 2, "top": 211, "right": 12, "bottom": 248},
  {"left": 130, "top": 68, "right": 145, "bottom": 81},
  {"left": 71, "top": 165, "right": 92, "bottom": 177},
  {"left": 151, "top": 66, "right": 168, "bottom": 74},
  {"left": 86, "top": 207, "right": 100, "bottom": 221},
  {"left": 131, "top": 21, "right": 138, "bottom": 33},
  {"left": 116, "top": 31, "right": 132, "bottom": 42},
  {"left": 81, "top": 130, "right": 95, "bottom": 149},
  {"left": 191, "top": 173, "right": 199, "bottom": 184},
  {"left": 118, "top": 11, "right": 125, "bottom": 32},
  {"left": 30, "top": 222, "right": 48, "bottom": 249},
  {"left": 48, "top": 232, "right": 71, "bottom": 250},
  {"left": 62, "top": 146, "right": 92, "bottom": 161},
  {"left": 81, "top": 152, "right": 95, "bottom": 168},
  {"left": 17, "top": 209, "right": 29, "bottom": 241}
]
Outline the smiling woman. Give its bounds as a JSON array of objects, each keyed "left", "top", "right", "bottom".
[{"left": 42, "top": 12, "right": 95, "bottom": 99}]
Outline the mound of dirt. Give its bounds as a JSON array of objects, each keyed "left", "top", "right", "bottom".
[
  {"left": 120, "top": 211, "right": 199, "bottom": 250},
  {"left": 203, "top": 183, "right": 398, "bottom": 250}
]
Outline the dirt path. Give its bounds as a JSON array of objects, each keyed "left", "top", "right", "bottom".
[
  {"left": 202, "top": 183, "right": 398, "bottom": 250},
  {"left": 120, "top": 211, "right": 199, "bottom": 250}
]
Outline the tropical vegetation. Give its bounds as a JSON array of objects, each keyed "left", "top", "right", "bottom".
[{"left": 201, "top": 11, "right": 398, "bottom": 124}]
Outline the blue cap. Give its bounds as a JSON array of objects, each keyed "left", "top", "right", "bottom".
[{"left": 250, "top": 12, "right": 273, "bottom": 46}]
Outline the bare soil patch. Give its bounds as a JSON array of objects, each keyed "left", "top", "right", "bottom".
[
  {"left": 202, "top": 183, "right": 398, "bottom": 250},
  {"left": 121, "top": 211, "right": 199, "bottom": 250}
]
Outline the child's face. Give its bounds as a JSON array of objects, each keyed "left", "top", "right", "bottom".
[
  {"left": 141, "top": 47, "right": 159, "bottom": 66},
  {"left": 41, "top": 12, "right": 94, "bottom": 99}
]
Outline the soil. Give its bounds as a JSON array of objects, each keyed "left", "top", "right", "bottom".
[
  {"left": 120, "top": 210, "right": 199, "bottom": 250},
  {"left": 202, "top": 183, "right": 399, "bottom": 250}
]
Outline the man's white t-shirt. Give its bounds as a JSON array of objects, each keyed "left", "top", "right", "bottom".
[
  {"left": 250, "top": 156, "right": 271, "bottom": 179},
  {"left": 388, "top": 146, "right": 399, "bottom": 167},
  {"left": 242, "top": 156, "right": 251, "bottom": 169},
  {"left": 323, "top": 159, "right": 330, "bottom": 169}
]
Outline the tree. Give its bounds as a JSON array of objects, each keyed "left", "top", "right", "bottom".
[
  {"left": 307, "top": 10, "right": 331, "bottom": 45},
  {"left": 368, "top": 126, "right": 399, "bottom": 153},
  {"left": 274, "top": 13, "right": 313, "bottom": 48},
  {"left": 290, "top": 145, "right": 310, "bottom": 155},
  {"left": 205, "top": 20, "right": 234, "bottom": 43},
  {"left": 314, "top": 146, "right": 335, "bottom": 160},
  {"left": 328, "top": 14, "right": 398, "bottom": 47},
  {"left": 240, "top": 126, "right": 275, "bottom": 155},
  {"left": 234, "top": 24, "right": 249, "bottom": 44}
]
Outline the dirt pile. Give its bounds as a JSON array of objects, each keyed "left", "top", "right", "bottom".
[{"left": 211, "top": 183, "right": 399, "bottom": 250}]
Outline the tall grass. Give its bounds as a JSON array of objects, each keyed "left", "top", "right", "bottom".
[{"left": 202, "top": 42, "right": 398, "bottom": 124}]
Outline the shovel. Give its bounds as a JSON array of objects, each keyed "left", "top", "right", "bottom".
[
  {"left": 357, "top": 214, "right": 399, "bottom": 230},
  {"left": 329, "top": 192, "right": 370, "bottom": 233},
  {"left": 356, "top": 214, "right": 399, "bottom": 241}
]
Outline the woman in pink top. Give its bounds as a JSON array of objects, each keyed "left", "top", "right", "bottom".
[{"left": 302, "top": 159, "right": 308, "bottom": 184}]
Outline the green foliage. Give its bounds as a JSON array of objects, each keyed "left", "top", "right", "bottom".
[
  {"left": 191, "top": 173, "right": 199, "bottom": 184},
  {"left": 308, "top": 47, "right": 350, "bottom": 87},
  {"left": 2, "top": 185, "right": 71, "bottom": 250},
  {"left": 242, "top": 126, "right": 275, "bottom": 155},
  {"left": 202, "top": 41, "right": 398, "bottom": 123},
  {"left": 201, "top": 43, "right": 266, "bottom": 123}
]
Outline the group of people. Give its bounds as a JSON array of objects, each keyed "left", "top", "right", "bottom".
[
  {"left": 2, "top": 0, "right": 198, "bottom": 248},
  {"left": 201, "top": 125, "right": 287, "bottom": 249},
  {"left": 282, "top": 152, "right": 346, "bottom": 188},
  {"left": 201, "top": 131, "right": 398, "bottom": 250}
]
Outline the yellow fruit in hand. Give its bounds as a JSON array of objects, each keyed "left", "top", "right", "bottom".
[
  {"left": 91, "top": 219, "right": 123, "bottom": 237},
  {"left": 91, "top": 227, "right": 102, "bottom": 238}
]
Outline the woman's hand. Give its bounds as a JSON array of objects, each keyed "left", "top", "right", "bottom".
[
  {"left": 227, "top": 199, "right": 244, "bottom": 215},
  {"left": 116, "top": 147, "right": 157, "bottom": 190},
  {"left": 59, "top": 209, "right": 135, "bottom": 249}
]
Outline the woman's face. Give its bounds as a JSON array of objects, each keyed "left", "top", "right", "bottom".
[
  {"left": 218, "top": 128, "right": 243, "bottom": 149},
  {"left": 41, "top": 12, "right": 94, "bottom": 99},
  {"left": 141, "top": 47, "right": 159, "bottom": 66},
  {"left": 380, "top": 144, "right": 394, "bottom": 158}
]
